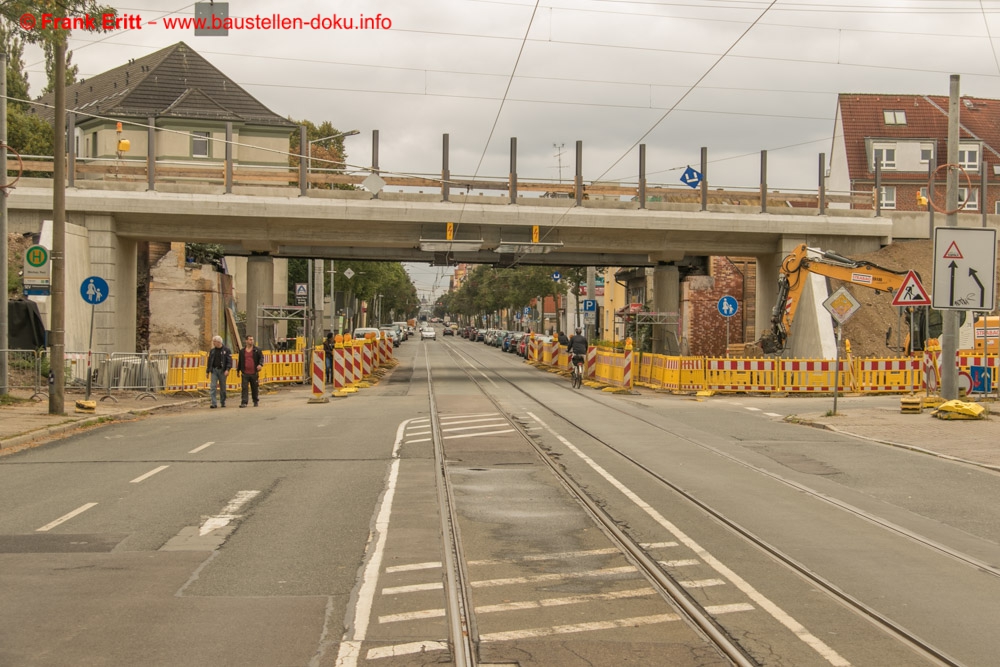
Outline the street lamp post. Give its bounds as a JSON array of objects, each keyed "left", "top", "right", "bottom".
[{"left": 308, "top": 129, "right": 359, "bottom": 188}]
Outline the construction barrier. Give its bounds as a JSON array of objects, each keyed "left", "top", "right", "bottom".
[
  {"left": 586, "top": 346, "right": 597, "bottom": 379},
  {"left": 623, "top": 342, "right": 634, "bottom": 389},
  {"left": 308, "top": 350, "right": 327, "bottom": 403},
  {"left": 333, "top": 342, "right": 347, "bottom": 389},
  {"left": 780, "top": 360, "right": 851, "bottom": 394},
  {"left": 0, "top": 349, "right": 46, "bottom": 400},
  {"left": 166, "top": 353, "right": 206, "bottom": 392},
  {"left": 593, "top": 347, "right": 626, "bottom": 387},
  {"left": 704, "top": 359, "right": 779, "bottom": 393},
  {"left": 362, "top": 340, "right": 373, "bottom": 377},
  {"left": 853, "top": 358, "right": 921, "bottom": 393}
]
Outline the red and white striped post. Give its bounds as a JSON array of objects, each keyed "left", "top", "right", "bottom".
[
  {"left": 333, "top": 337, "right": 346, "bottom": 389},
  {"left": 585, "top": 346, "right": 597, "bottom": 379},
  {"left": 528, "top": 333, "right": 537, "bottom": 362},
  {"left": 623, "top": 338, "right": 634, "bottom": 390},
  {"left": 550, "top": 338, "right": 561, "bottom": 366},
  {"left": 308, "top": 349, "right": 329, "bottom": 403},
  {"left": 353, "top": 339, "right": 364, "bottom": 380},
  {"left": 362, "top": 338, "right": 374, "bottom": 377}
]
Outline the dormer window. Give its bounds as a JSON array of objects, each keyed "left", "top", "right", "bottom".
[
  {"left": 872, "top": 143, "right": 896, "bottom": 170},
  {"left": 883, "top": 110, "right": 906, "bottom": 125}
]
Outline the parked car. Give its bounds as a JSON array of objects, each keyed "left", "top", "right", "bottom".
[
  {"left": 420, "top": 326, "right": 437, "bottom": 340},
  {"left": 352, "top": 327, "right": 382, "bottom": 341},
  {"left": 379, "top": 326, "right": 401, "bottom": 347},
  {"left": 443, "top": 326, "right": 455, "bottom": 336}
]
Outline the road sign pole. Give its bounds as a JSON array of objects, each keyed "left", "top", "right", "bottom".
[
  {"left": 942, "top": 74, "right": 961, "bottom": 399},
  {"left": 833, "top": 325, "right": 842, "bottom": 415},
  {"left": 85, "top": 304, "right": 95, "bottom": 401}
]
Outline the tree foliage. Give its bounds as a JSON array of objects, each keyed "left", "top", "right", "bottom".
[
  {"left": 441, "top": 265, "right": 572, "bottom": 327},
  {"left": 287, "top": 259, "right": 420, "bottom": 325},
  {"left": 287, "top": 119, "right": 355, "bottom": 190}
]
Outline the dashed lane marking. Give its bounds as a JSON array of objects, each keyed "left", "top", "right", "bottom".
[
  {"left": 189, "top": 441, "right": 214, "bottom": 454},
  {"left": 443, "top": 429, "right": 516, "bottom": 440},
  {"left": 384, "top": 543, "right": 680, "bottom": 574},
  {"left": 382, "top": 566, "right": 639, "bottom": 595},
  {"left": 130, "top": 465, "right": 169, "bottom": 484},
  {"left": 365, "top": 640, "right": 449, "bottom": 661},
  {"left": 198, "top": 490, "right": 259, "bottom": 536},
  {"left": 36, "top": 502, "right": 98, "bottom": 532},
  {"left": 479, "top": 613, "right": 682, "bottom": 642},
  {"left": 680, "top": 578, "right": 726, "bottom": 589}
]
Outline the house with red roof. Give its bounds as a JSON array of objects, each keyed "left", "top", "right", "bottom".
[{"left": 829, "top": 93, "right": 998, "bottom": 213}]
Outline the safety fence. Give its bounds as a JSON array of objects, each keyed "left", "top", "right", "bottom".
[{"left": 523, "top": 339, "right": 998, "bottom": 395}]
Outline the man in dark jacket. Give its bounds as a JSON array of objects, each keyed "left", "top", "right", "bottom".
[
  {"left": 206, "top": 335, "right": 232, "bottom": 408},
  {"left": 567, "top": 328, "right": 589, "bottom": 367},
  {"left": 323, "top": 333, "right": 335, "bottom": 384},
  {"left": 236, "top": 336, "right": 265, "bottom": 407}
]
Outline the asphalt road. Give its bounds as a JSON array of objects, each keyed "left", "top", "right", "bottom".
[{"left": 2, "top": 332, "right": 999, "bottom": 666}]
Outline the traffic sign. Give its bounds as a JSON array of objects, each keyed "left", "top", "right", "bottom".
[
  {"left": 822, "top": 286, "right": 861, "bottom": 325},
  {"left": 582, "top": 299, "right": 597, "bottom": 312},
  {"left": 717, "top": 295, "right": 738, "bottom": 318},
  {"left": 81, "top": 276, "right": 109, "bottom": 305},
  {"left": 23, "top": 244, "right": 50, "bottom": 285},
  {"left": 680, "top": 166, "right": 702, "bottom": 189},
  {"left": 552, "top": 271, "right": 561, "bottom": 282},
  {"left": 523, "top": 307, "right": 531, "bottom": 315},
  {"left": 932, "top": 227, "right": 997, "bottom": 310},
  {"left": 343, "top": 268, "right": 355, "bottom": 280},
  {"left": 890, "top": 270, "right": 931, "bottom": 307},
  {"left": 295, "top": 283, "right": 308, "bottom": 305}
]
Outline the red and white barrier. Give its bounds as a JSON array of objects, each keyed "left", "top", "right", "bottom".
[
  {"left": 585, "top": 346, "right": 597, "bottom": 378},
  {"left": 308, "top": 350, "right": 328, "bottom": 403},
  {"left": 333, "top": 344, "right": 346, "bottom": 389}
]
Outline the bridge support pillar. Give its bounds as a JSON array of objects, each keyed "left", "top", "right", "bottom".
[
  {"left": 247, "top": 254, "right": 274, "bottom": 346},
  {"left": 86, "top": 214, "right": 136, "bottom": 354},
  {"left": 651, "top": 264, "right": 679, "bottom": 355}
]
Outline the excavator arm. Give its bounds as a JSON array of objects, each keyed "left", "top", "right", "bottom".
[{"left": 757, "top": 244, "right": 911, "bottom": 354}]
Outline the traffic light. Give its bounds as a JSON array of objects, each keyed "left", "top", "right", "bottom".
[{"left": 916, "top": 192, "right": 928, "bottom": 207}]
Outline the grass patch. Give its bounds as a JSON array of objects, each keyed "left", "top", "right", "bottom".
[{"left": 0, "top": 394, "right": 28, "bottom": 407}]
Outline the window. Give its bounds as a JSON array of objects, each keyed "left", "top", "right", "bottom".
[
  {"left": 879, "top": 186, "right": 896, "bottom": 209},
  {"left": 90, "top": 131, "right": 98, "bottom": 158},
  {"left": 994, "top": 200, "right": 1000, "bottom": 215},
  {"left": 958, "top": 145, "right": 979, "bottom": 170},
  {"left": 873, "top": 145, "right": 896, "bottom": 170},
  {"left": 883, "top": 110, "right": 907, "bottom": 125},
  {"left": 959, "top": 187, "right": 978, "bottom": 210},
  {"left": 920, "top": 143, "right": 934, "bottom": 163},
  {"left": 192, "top": 131, "right": 210, "bottom": 158}
]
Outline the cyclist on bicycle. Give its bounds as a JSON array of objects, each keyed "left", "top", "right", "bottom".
[{"left": 567, "top": 327, "right": 588, "bottom": 370}]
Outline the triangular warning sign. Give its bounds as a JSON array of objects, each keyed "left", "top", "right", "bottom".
[
  {"left": 942, "top": 241, "right": 963, "bottom": 259},
  {"left": 891, "top": 270, "right": 932, "bottom": 306}
]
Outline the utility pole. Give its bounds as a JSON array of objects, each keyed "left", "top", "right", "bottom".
[
  {"left": 1, "top": 50, "right": 8, "bottom": 395},
  {"left": 941, "top": 75, "right": 961, "bottom": 400},
  {"left": 553, "top": 143, "right": 565, "bottom": 183},
  {"left": 49, "top": 39, "right": 67, "bottom": 414}
]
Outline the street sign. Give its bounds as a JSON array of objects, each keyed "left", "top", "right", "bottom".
[
  {"left": 717, "top": 295, "right": 738, "bottom": 318},
  {"left": 932, "top": 227, "right": 997, "bottom": 310},
  {"left": 822, "top": 286, "right": 861, "bottom": 325},
  {"left": 890, "top": 270, "right": 931, "bottom": 307},
  {"left": 523, "top": 307, "right": 531, "bottom": 315},
  {"left": 629, "top": 303, "right": 643, "bottom": 313},
  {"left": 343, "top": 268, "right": 355, "bottom": 280},
  {"left": 295, "top": 283, "right": 308, "bottom": 305},
  {"left": 582, "top": 299, "right": 597, "bottom": 312},
  {"left": 23, "top": 244, "right": 50, "bottom": 287},
  {"left": 80, "top": 276, "right": 109, "bottom": 305},
  {"left": 552, "top": 271, "right": 561, "bottom": 282},
  {"left": 680, "top": 166, "right": 702, "bottom": 189}
]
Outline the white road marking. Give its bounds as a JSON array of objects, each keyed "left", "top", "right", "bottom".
[
  {"left": 334, "top": 418, "right": 412, "bottom": 667},
  {"left": 442, "top": 422, "right": 508, "bottom": 433},
  {"left": 659, "top": 559, "right": 700, "bottom": 567},
  {"left": 480, "top": 613, "right": 681, "bottom": 642},
  {"left": 382, "top": 566, "right": 638, "bottom": 595},
  {"left": 440, "top": 417, "right": 506, "bottom": 427},
  {"left": 439, "top": 412, "right": 499, "bottom": 422},
  {"left": 130, "top": 465, "right": 169, "bottom": 484},
  {"left": 382, "top": 581, "right": 443, "bottom": 595},
  {"left": 706, "top": 603, "right": 756, "bottom": 614},
  {"left": 680, "top": 578, "right": 726, "bottom": 589},
  {"left": 378, "top": 588, "right": 658, "bottom": 624},
  {"left": 406, "top": 429, "right": 431, "bottom": 436},
  {"left": 404, "top": 438, "right": 431, "bottom": 445},
  {"left": 528, "top": 412, "right": 851, "bottom": 667},
  {"left": 365, "top": 641, "right": 449, "bottom": 660},
  {"left": 198, "top": 490, "right": 260, "bottom": 536},
  {"left": 189, "top": 441, "right": 214, "bottom": 454},
  {"left": 384, "top": 544, "right": 680, "bottom": 574},
  {"left": 443, "top": 429, "right": 515, "bottom": 440},
  {"left": 765, "top": 412, "right": 783, "bottom": 418},
  {"left": 36, "top": 502, "right": 98, "bottom": 532},
  {"left": 745, "top": 407, "right": 762, "bottom": 412}
]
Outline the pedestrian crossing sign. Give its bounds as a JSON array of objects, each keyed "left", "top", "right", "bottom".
[{"left": 891, "top": 270, "right": 931, "bottom": 307}]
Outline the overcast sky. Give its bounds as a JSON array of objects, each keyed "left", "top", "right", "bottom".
[{"left": 18, "top": 0, "right": 1000, "bottom": 297}]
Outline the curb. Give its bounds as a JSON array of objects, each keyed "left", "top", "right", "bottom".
[{"left": 793, "top": 418, "right": 1000, "bottom": 474}]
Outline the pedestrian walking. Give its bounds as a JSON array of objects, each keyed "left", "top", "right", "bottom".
[
  {"left": 206, "top": 335, "right": 232, "bottom": 408},
  {"left": 236, "top": 335, "right": 264, "bottom": 407},
  {"left": 323, "top": 333, "right": 335, "bottom": 384}
]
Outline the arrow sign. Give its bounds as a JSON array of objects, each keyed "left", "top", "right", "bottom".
[
  {"left": 890, "top": 270, "right": 931, "bottom": 307},
  {"left": 969, "top": 268, "right": 985, "bottom": 308},
  {"left": 680, "top": 166, "right": 702, "bottom": 189},
  {"left": 949, "top": 261, "right": 957, "bottom": 306}
]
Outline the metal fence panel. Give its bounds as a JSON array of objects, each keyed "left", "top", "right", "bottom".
[{"left": 0, "top": 349, "right": 45, "bottom": 400}]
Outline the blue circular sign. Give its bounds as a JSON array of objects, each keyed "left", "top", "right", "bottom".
[
  {"left": 81, "top": 276, "right": 110, "bottom": 305},
  {"left": 717, "top": 295, "right": 738, "bottom": 318},
  {"left": 552, "top": 271, "right": 561, "bottom": 282}
]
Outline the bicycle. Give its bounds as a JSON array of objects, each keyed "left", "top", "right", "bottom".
[{"left": 571, "top": 354, "right": 584, "bottom": 389}]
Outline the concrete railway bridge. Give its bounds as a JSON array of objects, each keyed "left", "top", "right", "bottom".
[{"left": 8, "top": 177, "right": 956, "bottom": 355}]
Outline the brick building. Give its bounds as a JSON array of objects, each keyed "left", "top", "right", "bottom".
[{"left": 829, "top": 93, "right": 1000, "bottom": 213}]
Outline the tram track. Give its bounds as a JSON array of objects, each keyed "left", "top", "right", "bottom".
[{"left": 438, "top": 339, "right": 967, "bottom": 667}]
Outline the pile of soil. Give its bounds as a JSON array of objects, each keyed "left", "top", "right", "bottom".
[{"left": 832, "top": 239, "right": 999, "bottom": 358}]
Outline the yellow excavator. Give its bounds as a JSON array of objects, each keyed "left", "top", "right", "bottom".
[{"left": 757, "top": 244, "right": 920, "bottom": 355}]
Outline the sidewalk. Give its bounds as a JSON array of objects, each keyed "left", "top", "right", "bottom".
[
  {"left": 791, "top": 401, "right": 1000, "bottom": 471},
  {"left": 0, "top": 391, "right": 204, "bottom": 455}
]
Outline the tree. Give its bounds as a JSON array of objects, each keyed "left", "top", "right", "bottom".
[
  {"left": 42, "top": 41, "right": 79, "bottom": 94},
  {"left": 1, "top": 29, "right": 53, "bottom": 158},
  {"left": 287, "top": 118, "right": 354, "bottom": 190}
]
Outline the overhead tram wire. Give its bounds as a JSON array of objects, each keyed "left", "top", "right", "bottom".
[
  {"left": 452, "top": 0, "right": 540, "bottom": 240},
  {"left": 980, "top": 0, "right": 1000, "bottom": 77},
  {"left": 511, "top": 0, "right": 780, "bottom": 268}
]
